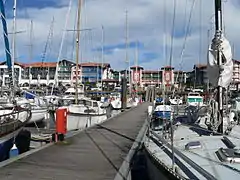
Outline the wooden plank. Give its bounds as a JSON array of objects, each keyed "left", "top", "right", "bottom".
[{"left": 0, "top": 103, "right": 149, "bottom": 180}]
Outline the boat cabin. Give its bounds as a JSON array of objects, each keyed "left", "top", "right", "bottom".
[
  {"left": 187, "top": 92, "right": 203, "bottom": 106},
  {"left": 151, "top": 105, "right": 172, "bottom": 130}
]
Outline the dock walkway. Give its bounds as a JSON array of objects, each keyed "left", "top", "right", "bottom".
[{"left": 0, "top": 103, "right": 149, "bottom": 180}]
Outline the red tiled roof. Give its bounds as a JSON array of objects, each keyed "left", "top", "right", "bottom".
[{"left": 24, "top": 62, "right": 57, "bottom": 68}]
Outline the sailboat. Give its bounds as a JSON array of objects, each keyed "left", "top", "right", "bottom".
[
  {"left": 144, "top": 0, "right": 240, "bottom": 179},
  {"left": 4, "top": 0, "right": 48, "bottom": 125},
  {"left": 63, "top": 0, "right": 107, "bottom": 116},
  {"left": 0, "top": 0, "right": 31, "bottom": 161}
]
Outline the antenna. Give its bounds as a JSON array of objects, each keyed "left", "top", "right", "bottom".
[{"left": 214, "top": 0, "right": 224, "bottom": 133}]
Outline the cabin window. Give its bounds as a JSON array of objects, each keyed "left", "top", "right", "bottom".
[
  {"left": 78, "top": 100, "right": 85, "bottom": 105},
  {"left": 93, "top": 102, "right": 98, "bottom": 107},
  {"left": 85, "top": 101, "right": 92, "bottom": 106}
]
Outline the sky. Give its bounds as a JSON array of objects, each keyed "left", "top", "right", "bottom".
[{"left": 0, "top": 0, "right": 240, "bottom": 71}]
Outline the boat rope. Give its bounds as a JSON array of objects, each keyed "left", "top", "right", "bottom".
[{"left": 172, "top": 0, "right": 196, "bottom": 96}]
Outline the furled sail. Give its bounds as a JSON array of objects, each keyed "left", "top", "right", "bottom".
[
  {"left": 207, "top": 36, "right": 233, "bottom": 88},
  {"left": 0, "top": 0, "right": 14, "bottom": 88}
]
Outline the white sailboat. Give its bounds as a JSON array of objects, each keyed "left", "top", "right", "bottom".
[
  {"left": 144, "top": 1, "right": 240, "bottom": 179},
  {"left": 0, "top": 0, "right": 31, "bottom": 161},
  {"left": 68, "top": 98, "right": 106, "bottom": 116}
]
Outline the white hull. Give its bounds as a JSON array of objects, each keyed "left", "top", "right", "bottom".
[
  {"left": 68, "top": 104, "right": 106, "bottom": 116},
  {"left": 110, "top": 100, "right": 133, "bottom": 109},
  {"left": 169, "top": 99, "right": 182, "bottom": 105},
  {"left": 67, "top": 114, "right": 107, "bottom": 131},
  {"left": 27, "top": 108, "right": 47, "bottom": 124}
]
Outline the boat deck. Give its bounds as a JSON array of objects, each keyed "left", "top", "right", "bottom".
[{"left": 0, "top": 103, "right": 149, "bottom": 180}]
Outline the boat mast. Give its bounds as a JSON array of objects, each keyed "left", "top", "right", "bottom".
[
  {"left": 135, "top": 41, "right": 138, "bottom": 94},
  {"left": 125, "top": 10, "right": 129, "bottom": 92},
  {"left": 101, "top": 25, "right": 104, "bottom": 89},
  {"left": 28, "top": 20, "right": 33, "bottom": 88},
  {"left": 214, "top": 0, "right": 223, "bottom": 133},
  {"left": 11, "top": 0, "right": 17, "bottom": 89},
  {"left": 75, "top": 0, "right": 82, "bottom": 104}
]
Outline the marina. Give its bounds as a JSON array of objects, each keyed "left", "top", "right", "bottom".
[{"left": 0, "top": 0, "right": 240, "bottom": 180}]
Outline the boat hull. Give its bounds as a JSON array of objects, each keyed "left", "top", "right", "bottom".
[
  {"left": 144, "top": 144, "right": 181, "bottom": 180},
  {"left": 0, "top": 109, "right": 31, "bottom": 162},
  {"left": 110, "top": 101, "right": 132, "bottom": 110},
  {"left": 68, "top": 105, "right": 106, "bottom": 116},
  {"left": 27, "top": 108, "right": 47, "bottom": 124}
]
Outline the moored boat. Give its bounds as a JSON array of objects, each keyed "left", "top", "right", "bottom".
[{"left": 143, "top": 1, "right": 240, "bottom": 179}]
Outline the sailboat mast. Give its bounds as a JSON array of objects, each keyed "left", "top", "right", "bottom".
[
  {"left": 135, "top": 41, "right": 138, "bottom": 94},
  {"left": 29, "top": 20, "right": 33, "bottom": 88},
  {"left": 125, "top": 10, "right": 129, "bottom": 90},
  {"left": 75, "top": 0, "right": 82, "bottom": 104},
  {"left": 11, "top": 0, "right": 17, "bottom": 88},
  {"left": 214, "top": 0, "right": 223, "bottom": 133},
  {"left": 101, "top": 25, "right": 104, "bottom": 89}
]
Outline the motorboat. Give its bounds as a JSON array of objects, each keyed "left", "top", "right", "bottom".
[{"left": 187, "top": 92, "right": 203, "bottom": 107}]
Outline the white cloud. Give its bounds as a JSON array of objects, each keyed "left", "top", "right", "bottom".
[{"left": 0, "top": 0, "right": 239, "bottom": 72}]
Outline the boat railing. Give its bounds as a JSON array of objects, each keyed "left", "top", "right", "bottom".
[{"left": 0, "top": 105, "right": 31, "bottom": 136}]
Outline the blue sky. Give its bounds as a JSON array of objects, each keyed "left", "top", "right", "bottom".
[{"left": 0, "top": 0, "right": 240, "bottom": 71}]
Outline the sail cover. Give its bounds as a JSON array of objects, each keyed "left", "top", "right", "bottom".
[
  {"left": 207, "top": 36, "right": 233, "bottom": 88},
  {"left": 0, "top": 0, "right": 12, "bottom": 70}
]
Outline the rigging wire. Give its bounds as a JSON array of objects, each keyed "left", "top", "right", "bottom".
[
  {"left": 173, "top": 0, "right": 196, "bottom": 96},
  {"left": 51, "top": 0, "right": 72, "bottom": 94}
]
